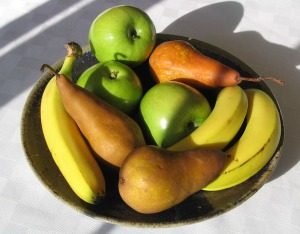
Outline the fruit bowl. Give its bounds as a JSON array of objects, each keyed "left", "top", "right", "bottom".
[{"left": 21, "top": 33, "right": 284, "bottom": 227}]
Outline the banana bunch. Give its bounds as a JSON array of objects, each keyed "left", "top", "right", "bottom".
[
  {"left": 169, "top": 86, "right": 281, "bottom": 191},
  {"left": 40, "top": 42, "right": 105, "bottom": 204},
  {"left": 169, "top": 85, "right": 248, "bottom": 151},
  {"left": 203, "top": 88, "right": 281, "bottom": 191}
]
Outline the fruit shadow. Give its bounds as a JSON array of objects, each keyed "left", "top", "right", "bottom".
[
  {"left": 162, "top": 1, "right": 300, "bottom": 182},
  {"left": 0, "top": 0, "right": 163, "bottom": 108}
]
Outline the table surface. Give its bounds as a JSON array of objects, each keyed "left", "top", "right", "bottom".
[{"left": 1, "top": 0, "right": 300, "bottom": 233}]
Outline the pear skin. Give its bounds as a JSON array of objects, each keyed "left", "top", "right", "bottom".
[
  {"left": 55, "top": 73, "right": 145, "bottom": 167},
  {"left": 149, "top": 40, "right": 240, "bottom": 88},
  {"left": 149, "top": 40, "right": 283, "bottom": 88},
  {"left": 118, "top": 146, "right": 228, "bottom": 214}
]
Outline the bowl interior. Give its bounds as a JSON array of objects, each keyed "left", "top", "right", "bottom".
[{"left": 21, "top": 33, "right": 284, "bottom": 227}]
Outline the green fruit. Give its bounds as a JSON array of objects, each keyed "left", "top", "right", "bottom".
[
  {"left": 139, "top": 81, "right": 211, "bottom": 147},
  {"left": 89, "top": 5, "right": 156, "bottom": 66},
  {"left": 77, "top": 60, "right": 143, "bottom": 113}
]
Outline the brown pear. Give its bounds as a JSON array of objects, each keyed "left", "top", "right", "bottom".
[
  {"left": 118, "top": 145, "right": 228, "bottom": 214},
  {"left": 149, "top": 40, "right": 283, "bottom": 88},
  {"left": 55, "top": 73, "right": 145, "bottom": 167}
]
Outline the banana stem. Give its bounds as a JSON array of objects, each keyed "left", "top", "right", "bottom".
[
  {"left": 65, "top": 41, "right": 83, "bottom": 57},
  {"left": 40, "top": 42, "right": 82, "bottom": 79}
]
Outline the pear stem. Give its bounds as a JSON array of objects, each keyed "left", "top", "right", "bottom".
[
  {"left": 239, "top": 76, "right": 284, "bottom": 86},
  {"left": 40, "top": 64, "right": 58, "bottom": 76}
]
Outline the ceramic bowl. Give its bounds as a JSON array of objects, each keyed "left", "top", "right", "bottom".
[{"left": 21, "top": 33, "right": 284, "bottom": 227}]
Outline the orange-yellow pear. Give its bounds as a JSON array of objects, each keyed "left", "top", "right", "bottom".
[
  {"left": 55, "top": 73, "right": 145, "bottom": 167},
  {"left": 149, "top": 40, "right": 283, "bottom": 88},
  {"left": 118, "top": 146, "right": 228, "bottom": 214}
]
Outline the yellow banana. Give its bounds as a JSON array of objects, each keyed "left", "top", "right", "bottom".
[
  {"left": 168, "top": 85, "right": 248, "bottom": 151},
  {"left": 40, "top": 42, "right": 105, "bottom": 204},
  {"left": 203, "top": 89, "right": 281, "bottom": 191}
]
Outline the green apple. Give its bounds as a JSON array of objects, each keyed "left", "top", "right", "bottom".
[
  {"left": 89, "top": 5, "right": 156, "bottom": 66},
  {"left": 77, "top": 60, "right": 143, "bottom": 113},
  {"left": 139, "top": 81, "right": 211, "bottom": 148}
]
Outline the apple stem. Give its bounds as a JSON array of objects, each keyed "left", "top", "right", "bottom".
[
  {"left": 129, "top": 29, "right": 140, "bottom": 40},
  {"left": 110, "top": 71, "right": 119, "bottom": 79},
  {"left": 187, "top": 121, "right": 198, "bottom": 130},
  {"left": 239, "top": 76, "right": 284, "bottom": 86}
]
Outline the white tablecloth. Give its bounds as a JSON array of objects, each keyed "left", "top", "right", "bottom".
[{"left": 1, "top": 0, "right": 299, "bottom": 233}]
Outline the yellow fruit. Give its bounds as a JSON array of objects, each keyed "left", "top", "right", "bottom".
[
  {"left": 40, "top": 42, "right": 105, "bottom": 204},
  {"left": 204, "top": 89, "right": 281, "bottom": 191}
]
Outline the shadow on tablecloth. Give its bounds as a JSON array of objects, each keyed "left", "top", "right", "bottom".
[{"left": 162, "top": 1, "right": 300, "bottom": 183}]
